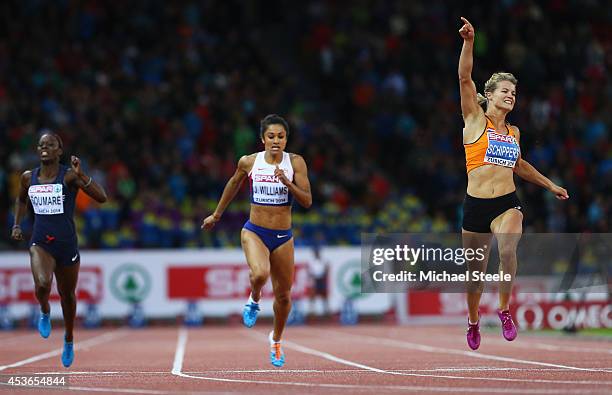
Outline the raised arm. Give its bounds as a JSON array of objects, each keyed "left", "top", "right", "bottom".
[
  {"left": 10, "top": 171, "right": 31, "bottom": 241},
  {"left": 458, "top": 17, "right": 483, "bottom": 126},
  {"left": 512, "top": 127, "right": 569, "bottom": 200},
  {"left": 68, "top": 155, "right": 107, "bottom": 203},
  {"left": 276, "top": 154, "right": 312, "bottom": 208},
  {"left": 201, "top": 155, "right": 252, "bottom": 230}
]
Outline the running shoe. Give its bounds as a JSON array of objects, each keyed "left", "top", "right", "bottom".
[
  {"left": 242, "top": 300, "right": 260, "bottom": 328},
  {"left": 268, "top": 331, "right": 285, "bottom": 368},
  {"left": 466, "top": 315, "right": 481, "bottom": 350},
  {"left": 498, "top": 309, "right": 518, "bottom": 341},
  {"left": 38, "top": 311, "right": 51, "bottom": 339},
  {"left": 62, "top": 337, "right": 74, "bottom": 368},
  {"left": 269, "top": 331, "right": 285, "bottom": 367}
]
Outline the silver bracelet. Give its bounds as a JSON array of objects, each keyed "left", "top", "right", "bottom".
[{"left": 83, "top": 176, "right": 93, "bottom": 188}]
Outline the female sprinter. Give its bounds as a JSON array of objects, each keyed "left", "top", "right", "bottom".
[
  {"left": 201, "top": 114, "right": 312, "bottom": 367},
  {"left": 458, "top": 17, "right": 568, "bottom": 350},
  {"left": 11, "top": 131, "right": 107, "bottom": 367}
]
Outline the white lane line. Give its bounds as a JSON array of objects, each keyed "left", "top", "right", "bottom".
[
  {"left": 282, "top": 339, "right": 387, "bottom": 373},
  {"left": 269, "top": 331, "right": 612, "bottom": 386},
  {"left": 170, "top": 328, "right": 611, "bottom": 393},
  {"left": 489, "top": 339, "right": 612, "bottom": 354},
  {"left": 0, "top": 382, "right": 172, "bottom": 394},
  {"left": 0, "top": 382, "right": 225, "bottom": 395},
  {"left": 178, "top": 373, "right": 605, "bottom": 394},
  {"left": 32, "top": 367, "right": 612, "bottom": 375},
  {"left": 171, "top": 327, "right": 187, "bottom": 375},
  {"left": 0, "top": 330, "right": 127, "bottom": 372},
  {"left": 319, "top": 329, "right": 612, "bottom": 374},
  {"left": 172, "top": 328, "right": 572, "bottom": 394},
  {"left": 52, "top": 387, "right": 228, "bottom": 395},
  {"left": 34, "top": 371, "right": 125, "bottom": 375}
]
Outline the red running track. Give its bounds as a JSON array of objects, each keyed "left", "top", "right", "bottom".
[{"left": 0, "top": 324, "right": 611, "bottom": 394}]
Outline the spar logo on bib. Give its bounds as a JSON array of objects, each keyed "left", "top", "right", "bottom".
[
  {"left": 253, "top": 174, "right": 280, "bottom": 183},
  {"left": 28, "top": 184, "right": 65, "bottom": 215}
]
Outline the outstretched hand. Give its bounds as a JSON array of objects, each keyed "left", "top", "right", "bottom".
[
  {"left": 459, "top": 17, "right": 475, "bottom": 41},
  {"left": 550, "top": 185, "right": 569, "bottom": 200},
  {"left": 201, "top": 214, "right": 220, "bottom": 230}
]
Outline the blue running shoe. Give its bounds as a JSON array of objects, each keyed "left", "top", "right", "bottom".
[
  {"left": 269, "top": 331, "right": 285, "bottom": 368},
  {"left": 62, "top": 337, "right": 74, "bottom": 368},
  {"left": 38, "top": 311, "right": 51, "bottom": 339},
  {"left": 242, "top": 301, "right": 260, "bottom": 328}
]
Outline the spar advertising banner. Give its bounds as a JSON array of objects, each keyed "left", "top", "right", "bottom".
[{"left": 0, "top": 247, "right": 390, "bottom": 319}]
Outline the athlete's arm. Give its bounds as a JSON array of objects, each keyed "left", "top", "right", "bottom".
[
  {"left": 201, "top": 155, "right": 252, "bottom": 230},
  {"left": 10, "top": 171, "right": 31, "bottom": 241},
  {"left": 67, "top": 155, "right": 107, "bottom": 203},
  {"left": 277, "top": 154, "right": 312, "bottom": 208},
  {"left": 458, "top": 17, "right": 485, "bottom": 132},
  {"left": 512, "top": 128, "right": 569, "bottom": 200}
]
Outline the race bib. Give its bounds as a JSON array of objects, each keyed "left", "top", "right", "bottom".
[
  {"left": 251, "top": 173, "right": 291, "bottom": 205},
  {"left": 484, "top": 132, "right": 520, "bottom": 168},
  {"left": 28, "top": 184, "right": 65, "bottom": 215}
]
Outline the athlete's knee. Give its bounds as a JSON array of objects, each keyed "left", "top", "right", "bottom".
[
  {"left": 34, "top": 275, "right": 52, "bottom": 293},
  {"left": 35, "top": 285, "right": 52, "bottom": 300},
  {"left": 467, "top": 277, "right": 485, "bottom": 293},
  {"left": 274, "top": 290, "right": 291, "bottom": 306},
  {"left": 250, "top": 268, "right": 270, "bottom": 285},
  {"left": 60, "top": 290, "right": 76, "bottom": 305},
  {"left": 499, "top": 244, "right": 517, "bottom": 264}
]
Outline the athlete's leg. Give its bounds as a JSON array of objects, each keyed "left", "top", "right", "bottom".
[
  {"left": 241, "top": 229, "right": 271, "bottom": 302},
  {"left": 490, "top": 209, "right": 523, "bottom": 311},
  {"left": 54, "top": 262, "right": 80, "bottom": 342},
  {"left": 54, "top": 261, "right": 79, "bottom": 367},
  {"left": 269, "top": 238, "right": 295, "bottom": 342},
  {"left": 462, "top": 230, "right": 493, "bottom": 324},
  {"left": 29, "top": 246, "right": 56, "bottom": 315}
]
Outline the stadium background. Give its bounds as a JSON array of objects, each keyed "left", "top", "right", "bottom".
[{"left": 0, "top": 0, "right": 609, "bottom": 327}]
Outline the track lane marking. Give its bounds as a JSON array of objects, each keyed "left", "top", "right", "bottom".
[{"left": 0, "top": 330, "right": 127, "bottom": 372}]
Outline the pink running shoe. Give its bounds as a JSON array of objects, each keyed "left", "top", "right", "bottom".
[
  {"left": 466, "top": 315, "right": 481, "bottom": 350},
  {"left": 498, "top": 309, "right": 518, "bottom": 341}
]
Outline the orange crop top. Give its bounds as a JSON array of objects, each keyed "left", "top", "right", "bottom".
[{"left": 464, "top": 117, "right": 521, "bottom": 173}]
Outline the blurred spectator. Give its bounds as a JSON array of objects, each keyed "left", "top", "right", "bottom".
[
  {"left": 307, "top": 245, "right": 330, "bottom": 318},
  {"left": 1, "top": 0, "right": 610, "bottom": 250}
]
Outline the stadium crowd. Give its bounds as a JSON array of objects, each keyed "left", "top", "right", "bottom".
[{"left": 1, "top": 0, "right": 610, "bottom": 249}]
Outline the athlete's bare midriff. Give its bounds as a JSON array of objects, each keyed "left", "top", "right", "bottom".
[
  {"left": 467, "top": 165, "right": 515, "bottom": 198},
  {"left": 249, "top": 204, "right": 292, "bottom": 230},
  {"left": 246, "top": 152, "right": 293, "bottom": 230}
]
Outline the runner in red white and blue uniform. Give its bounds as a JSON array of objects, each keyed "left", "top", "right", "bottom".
[{"left": 202, "top": 114, "right": 312, "bottom": 367}]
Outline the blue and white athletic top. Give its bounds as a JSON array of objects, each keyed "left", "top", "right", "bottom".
[{"left": 248, "top": 151, "right": 294, "bottom": 206}]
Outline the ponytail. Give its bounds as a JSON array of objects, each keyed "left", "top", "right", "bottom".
[{"left": 477, "top": 93, "right": 487, "bottom": 111}]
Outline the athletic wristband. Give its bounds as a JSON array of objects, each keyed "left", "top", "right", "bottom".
[
  {"left": 83, "top": 176, "right": 93, "bottom": 188},
  {"left": 12, "top": 225, "right": 20, "bottom": 229}
]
